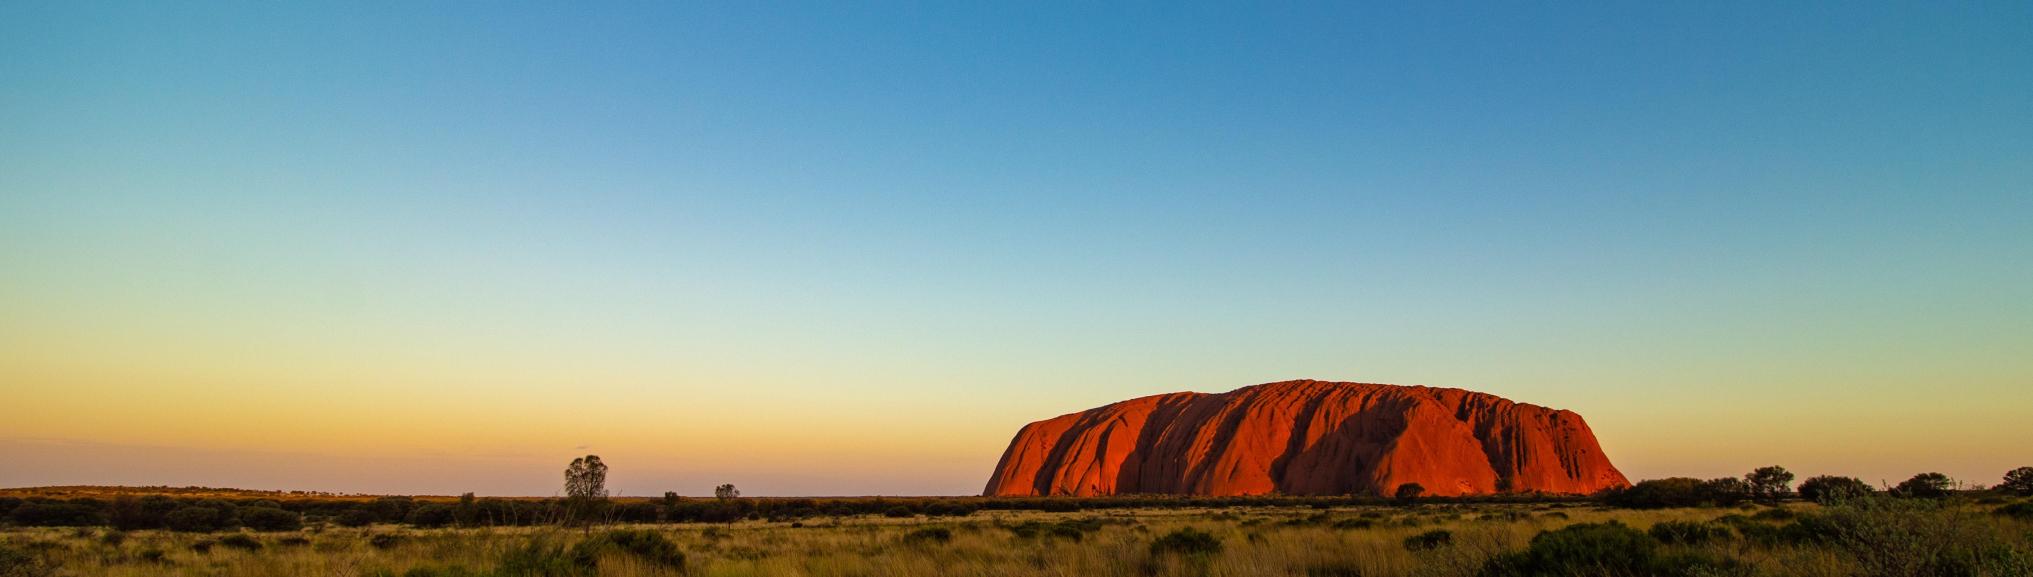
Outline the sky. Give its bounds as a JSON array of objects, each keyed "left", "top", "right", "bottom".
[{"left": 2, "top": 2, "right": 2029, "bottom": 496}]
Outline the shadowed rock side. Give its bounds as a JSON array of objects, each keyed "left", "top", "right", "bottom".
[{"left": 983, "top": 380, "right": 1629, "bottom": 497}]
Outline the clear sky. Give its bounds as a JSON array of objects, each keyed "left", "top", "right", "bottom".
[{"left": 3, "top": 2, "right": 2029, "bottom": 496}]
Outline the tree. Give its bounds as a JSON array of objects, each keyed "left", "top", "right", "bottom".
[
  {"left": 564, "top": 455, "right": 610, "bottom": 526},
  {"left": 1744, "top": 466, "right": 1795, "bottom": 503},
  {"left": 1797, "top": 475, "right": 1873, "bottom": 504},
  {"left": 715, "top": 484, "right": 740, "bottom": 500},
  {"left": 662, "top": 491, "right": 682, "bottom": 521},
  {"left": 1699, "top": 477, "right": 1751, "bottom": 505},
  {"left": 456, "top": 492, "right": 478, "bottom": 527},
  {"left": 1394, "top": 483, "right": 1425, "bottom": 503},
  {"left": 1893, "top": 472, "right": 1953, "bottom": 498},
  {"left": 2001, "top": 467, "right": 2033, "bottom": 497},
  {"left": 565, "top": 455, "right": 610, "bottom": 500}
]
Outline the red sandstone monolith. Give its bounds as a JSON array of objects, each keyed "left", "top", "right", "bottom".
[{"left": 983, "top": 380, "right": 1628, "bottom": 497}]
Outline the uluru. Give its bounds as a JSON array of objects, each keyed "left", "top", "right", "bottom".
[{"left": 984, "top": 379, "right": 1629, "bottom": 497}]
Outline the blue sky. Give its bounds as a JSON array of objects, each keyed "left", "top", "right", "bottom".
[{"left": 3, "top": 2, "right": 2029, "bottom": 495}]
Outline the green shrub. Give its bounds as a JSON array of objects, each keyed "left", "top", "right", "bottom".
[
  {"left": 406, "top": 504, "right": 458, "bottom": 528},
  {"left": 99, "top": 531, "right": 127, "bottom": 546},
  {"left": 1995, "top": 502, "right": 2033, "bottom": 521},
  {"left": 189, "top": 540, "right": 215, "bottom": 554},
  {"left": 137, "top": 549, "right": 169, "bottom": 564},
  {"left": 1647, "top": 520, "right": 1730, "bottom": 545},
  {"left": 368, "top": 533, "right": 404, "bottom": 550},
  {"left": 1480, "top": 522, "right": 1662, "bottom": 577},
  {"left": 902, "top": 527, "right": 953, "bottom": 545},
  {"left": 1802, "top": 499, "right": 2033, "bottom": 577},
  {"left": 335, "top": 508, "right": 378, "bottom": 528},
  {"left": 1149, "top": 527, "right": 1222, "bottom": 556},
  {"left": 8, "top": 502, "right": 105, "bottom": 527},
  {"left": 882, "top": 506, "right": 915, "bottom": 518},
  {"left": 219, "top": 534, "right": 263, "bottom": 551},
  {"left": 496, "top": 540, "right": 595, "bottom": 577},
  {"left": 0, "top": 543, "right": 58, "bottom": 577},
  {"left": 1403, "top": 529, "right": 1453, "bottom": 551},
  {"left": 240, "top": 507, "right": 302, "bottom": 532},
  {"left": 277, "top": 535, "right": 311, "bottom": 547},
  {"left": 582, "top": 530, "right": 685, "bottom": 570},
  {"left": 164, "top": 507, "right": 229, "bottom": 533}
]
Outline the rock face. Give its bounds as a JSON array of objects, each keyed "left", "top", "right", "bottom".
[{"left": 984, "top": 380, "right": 1628, "bottom": 497}]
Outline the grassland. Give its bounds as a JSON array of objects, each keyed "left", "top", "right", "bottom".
[{"left": 5, "top": 498, "right": 2031, "bottom": 577}]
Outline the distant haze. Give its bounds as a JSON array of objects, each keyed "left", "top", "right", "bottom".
[{"left": 3, "top": 3, "right": 2029, "bottom": 495}]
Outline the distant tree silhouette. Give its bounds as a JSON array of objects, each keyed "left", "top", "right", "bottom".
[
  {"left": 1797, "top": 475, "right": 1873, "bottom": 504},
  {"left": 2001, "top": 467, "right": 2033, "bottom": 496},
  {"left": 455, "top": 492, "right": 478, "bottom": 527},
  {"left": 1744, "top": 466, "right": 1795, "bottom": 503},
  {"left": 564, "top": 455, "right": 610, "bottom": 525},
  {"left": 716, "top": 484, "right": 740, "bottom": 500},
  {"left": 1893, "top": 472, "right": 1953, "bottom": 498}
]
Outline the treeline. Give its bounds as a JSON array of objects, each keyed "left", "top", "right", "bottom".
[
  {"left": 7, "top": 466, "right": 2026, "bottom": 530},
  {"left": 1600, "top": 466, "right": 2033, "bottom": 509},
  {"left": 0, "top": 492, "right": 1581, "bottom": 530}
]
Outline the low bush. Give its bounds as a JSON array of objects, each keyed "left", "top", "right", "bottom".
[
  {"left": 164, "top": 507, "right": 230, "bottom": 533},
  {"left": 496, "top": 540, "right": 595, "bottom": 577},
  {"left": 1480, "top": 522, "right": 1664, "bottom": 577},
  {"left": 406, "top": 504, "right": 458, "bottom": 528},
  {"left": 1648, "top": 520, "right": 1731, "bottom": 545},
  {"left": 882, "top": 506, "right": 915, "bottom": 518},
  {"left": 1149, "top": 527, "right": 1222, "bottom": 556},
  {"left": 1996, "top": 502, "right": 2033, "bottom": 521},
  {"left": 0, "top": 543, "right": 58, "bottom": 577},
  {"left": 582, "top": 530, "right": 685, "bottom": 570},
  {"left": 240, "top": 506, "right": 303, "bottom": 532},
  {"left": 8, "top": 502, "right": 105, "bottom": 527},
  {"left": 1799, "top": 498, "right": 2033, "bottom": 577},
  {"left": 902, "top": 527, "right": 953, "bottom": 545},
  {"left": 188, "top": 540, "right": 215, "bottom": 554},
  {"left": 1331, "top": 518, "right": 1376, "bottom": 530},
  {"left": 1403, "top": 529, "right": 1453, "bottom": 551},
  {"left": 219, "top": 534, "right": 263, "bottom": 551},
  {"left": 368, "top": 533, "right": 404, "bottom": 550},
  {"left": 336, "top": 508, "right": 379, "bottom": 528}
]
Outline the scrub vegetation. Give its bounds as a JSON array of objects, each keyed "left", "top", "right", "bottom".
[{"left": 4, "top": 463, "right": 2030, "bottom": 577}]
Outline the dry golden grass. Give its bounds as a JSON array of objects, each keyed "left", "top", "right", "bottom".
[{"left": 4, "top": 501, "right": 2028, "bottom": 577}]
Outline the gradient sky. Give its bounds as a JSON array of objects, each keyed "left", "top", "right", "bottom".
[{"left": 3, "top": 2, "right": 2029, "bottom": 496}]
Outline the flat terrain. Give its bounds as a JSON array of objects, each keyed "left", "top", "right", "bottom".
[{"left": 6, "top": 499, "right": 2031, "bottom": 577}]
